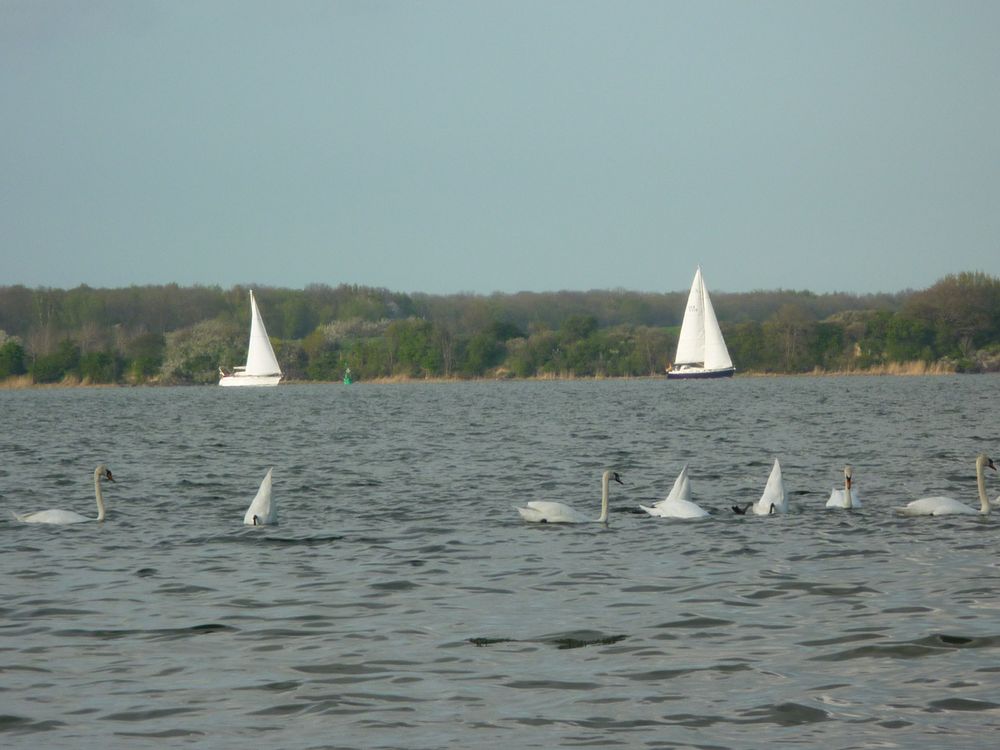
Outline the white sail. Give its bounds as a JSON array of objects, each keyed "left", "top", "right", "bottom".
[
  {"left": 245, "top": 291, "right": 282, "bottom": 377},
  {"left": 673, "top": 267, "right": 708, "bottom": 367},
  {"left": 700, "top": 276, "right": 733, "bottom": 371},
  {"left": 219, "top": 290, "right": 282, "bottom": 386},
  {"left": 669, "top": 266, "right": 734, "bottom": 378}
]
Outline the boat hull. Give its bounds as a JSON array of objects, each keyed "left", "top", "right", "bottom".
[
  {"left": 219, "top": 374, "right": 282, "bottom": 387},
  {"left": 666, "top": 367, "right": 735, "bottom": 380}
]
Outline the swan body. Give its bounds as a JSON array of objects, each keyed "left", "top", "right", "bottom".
[
  {"left": 15, "top": 465, "right": 115, "bottom": 524},
  {"left": 826, "top": 465, "right": 861, "bottom": 509},
  {"left": 641, "top": 465, "right": 709, "bottom": 519},
  {"left": 517, "top": 470, "right": 623, "bottom": 523},
  {"left": 243, "top": 468, "right": 277, "bottom": 525},
  {"left": 733, "top": 459, "right": 787, "bottom": 515},
  {"left": 754, "top": 459, "right": 787, "bottom": 515},
  {"left": 895, "top": 454, "right": 996, "bottom": 516}
]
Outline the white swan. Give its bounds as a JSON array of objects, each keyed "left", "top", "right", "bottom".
[
  {"left": 826, "top": 465, "right": 861, "bottom": 509},
  {"left": 15, "top": 465, "right": 115, "bottom": 524},
  {"left": 732, "top": 459, "right": 787, "bottom": 515},
  {"left": 517, "top": 470, "right": 623, "bottom": 523},
  {"left": 895, "top": 454, "right": 996, "bottom": 516},
  {"left": 640, "top": 465, "right": 709, "bottom": 519},
  {"left": 243, "top": 468, "right": 277, "bottom": 525}
]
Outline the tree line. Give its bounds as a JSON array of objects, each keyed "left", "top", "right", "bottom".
[{"left": 1, "top": 272, "right": 998, "bottom": 385}]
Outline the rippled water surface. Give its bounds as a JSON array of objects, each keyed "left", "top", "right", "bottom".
[{"left": 2, "top": 376, "right": 1000, "bottom": 748}]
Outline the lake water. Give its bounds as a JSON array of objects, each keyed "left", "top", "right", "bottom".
[{"left": 2, "top": 376, "right": 999, "bottom": 749}]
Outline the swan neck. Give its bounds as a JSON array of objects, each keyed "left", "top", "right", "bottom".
[
  {"left": 844, "top": 473, "right": 853, "bottom": 509},
  {"left": 94, "top": 469, "right": 106, "bottom": 522},
  {"left": 977, "top": 460, "right": 989, "bottom": 514},
  {"left": 598, "top": 472, "right": 610, "bottom": 523}
]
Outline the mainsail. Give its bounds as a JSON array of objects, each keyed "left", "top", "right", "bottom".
[{"left": 245, "top": 291, "right": 282, "bottom": 377}]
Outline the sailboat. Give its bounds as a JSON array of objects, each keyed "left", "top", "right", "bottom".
[
  {"left": 218, "top": 290, "right": 283, "bottom": 387},
  {"left": 667, "top": 266, "right": 735, "bottom": 379}
]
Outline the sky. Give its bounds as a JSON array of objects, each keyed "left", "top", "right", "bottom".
[{"left": 2, "top": 1, "right": 999, "bottom": 296}]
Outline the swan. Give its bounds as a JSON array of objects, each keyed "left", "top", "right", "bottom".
[
  {"left": 732, "top": 459, "right": 787, "bottom": 515},
  {"left": 243, "top": 468, "right": 277, "bottom": 525},
  {"left": 15, "top": 465, "right": 115, "bottom": 524},
  {"left": 640, "top": 465, "right": 709, "bottom": 519},
  {"left": 517, "top": 470, "right": 623, "bottom": 523},
  {"left": 895, "top": 454, "right": 996, "bottom": 516},
  {"left": 826, "top": 465, "right": 861, "bottom": 509}
]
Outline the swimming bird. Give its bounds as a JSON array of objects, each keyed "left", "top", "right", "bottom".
[
  {"left": 640, "top": 465, "right": 709, "bottom": 519},
  {"left": 732, "top": 459, "right": 787, "bottom": 515},
  {"left": 243, "top": 468, "right": 277, "bottom": 525},
  {"left": 15, "top": 465, "right": 115, "bottom": 524},
  {"left": 826, "top": 465, "right": 861, "bottom": 509},
  {"left": 517, "top": 470, "right": 623, "bottom": 523},
  {"left": 895, "top": 454, "right": 996, "bottom": 516}
]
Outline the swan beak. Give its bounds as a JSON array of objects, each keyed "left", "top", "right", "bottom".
[
  {"left": 988, "top": 458, "right": 997, "bottom": 472},
  {"left": 612, "top": 473, "right": 624, "bottom": 485},
  {"left": 105, "top": 470, "right": 115, "bottom": 482}
]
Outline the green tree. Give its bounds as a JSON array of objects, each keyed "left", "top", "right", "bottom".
[
  {"left": 79, "top": 351, "right": 121, "bottom": 383},
  {"left": 461, "top": 320, "right": 523, "bottom": 376},
  {"left": 559, "top": 315, "right": 599, "bottom": 343},
  {"left": 385, "top": 318, "right": 441, "bottom": 376},
  {"left": 0, "top": 340, "right": 27, "bottom": 378},
  {"left": 764, "top": 303, "right": 817, "bottom": 372},
  {"left": 126, "top": 333, "right": 166, "bottom": 381},
  {"left": 726, "top": 322, "right": 767, "bottom": 372},
  {"left": 813, "top": 321, "right": 848, "bottom": 370},
  {"left": 31, "top": 339, "right": 80, "bottom": 383},
  {"left": 885, "top": 315, "right": 934, "bottom": 362},
  {"left": 856, "top": 311, "right": 892, "bottom": 367}
]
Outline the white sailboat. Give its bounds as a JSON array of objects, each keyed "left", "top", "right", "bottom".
[
  {"left": 219, "top": 290, "right": 282, "bottom": 387},
  {"left": 667, "top": 266, "right": 735, "bottom": 379}
]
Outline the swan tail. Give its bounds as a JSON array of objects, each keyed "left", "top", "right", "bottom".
[{"left": 516, "top": 506, "right": 544, "bottom": 522}]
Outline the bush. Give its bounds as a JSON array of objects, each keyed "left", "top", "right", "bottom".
[
  {"left": 0, "top": 340, "right": 27, "bottom": 378},
  {"left": 31, "top": 340, "right": 80, "bottom": 383}
]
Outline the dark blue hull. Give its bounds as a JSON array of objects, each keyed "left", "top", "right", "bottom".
[{"left": 666, "top": 367, "right": 736, "bottom": 380}]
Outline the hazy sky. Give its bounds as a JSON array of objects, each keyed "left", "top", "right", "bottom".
[{"left": 2, "top": 1, "right": 998, "bottom": 295}]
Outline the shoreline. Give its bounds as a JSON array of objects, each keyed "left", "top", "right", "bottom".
[{"left": 2, "top": 368, "right": 985, "bottom": 390}]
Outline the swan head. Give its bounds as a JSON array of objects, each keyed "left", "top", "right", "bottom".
[
  {"left": 977, "top": 454, "right": 997, "bottom": 473},
  {"left": 95, "top": 464, "right": 115, "bottom": 482},
  {"left": 844, "top": 464, "right": 852, "bottom": 489}
]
